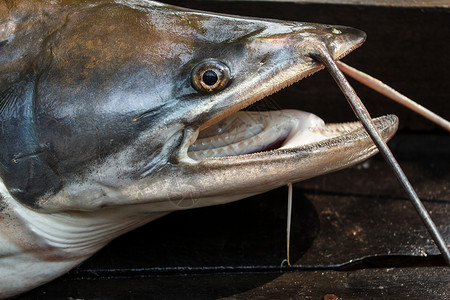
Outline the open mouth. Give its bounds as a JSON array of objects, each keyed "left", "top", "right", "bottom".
[
  {"left": 184, "top": 34, "right": 389, "bottom": 161},
  {"left": 187, "top": 109, "right": 396, "bottom": 160}
]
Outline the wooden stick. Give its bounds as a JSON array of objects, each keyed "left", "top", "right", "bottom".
[{"left": 336, "top": 61, "right": 450, "bottom": 132}]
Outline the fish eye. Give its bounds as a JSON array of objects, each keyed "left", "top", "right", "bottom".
[
  {"left": 202, "top": 70, "right": 218, "bottom": 86},
  {"left": 191, "top": 60, "right": 231, "bottom": 93}
]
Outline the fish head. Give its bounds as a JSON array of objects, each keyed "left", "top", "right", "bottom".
[{"left": 0, "top": 1, "right": 397, "bottom": 212}]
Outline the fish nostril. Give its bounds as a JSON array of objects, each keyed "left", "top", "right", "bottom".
[{"left": 331, "top": 28, "right": 342, "bottom": 35}]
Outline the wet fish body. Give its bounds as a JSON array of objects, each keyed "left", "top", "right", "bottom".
[{"left": 0, "top": 0, "right": 398, "bottom": 297}]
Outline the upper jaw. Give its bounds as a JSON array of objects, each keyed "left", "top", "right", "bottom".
[
  {"left": 188, "top": 23, "right": 366, "bottom": 131},
  {"left": 174, "top": 26, "right": 368, "bottom": 163},
  {"left": 173, "top": 26, "right": 370, "bottom": 164}
]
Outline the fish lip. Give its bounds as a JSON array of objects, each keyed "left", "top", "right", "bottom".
[{"left": 335, "top": 39, "right": 365, "bottom": 61}]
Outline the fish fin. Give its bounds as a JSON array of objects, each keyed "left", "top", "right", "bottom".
[{"left": 141, "top": 131, "right": 185, "bottom": 177}]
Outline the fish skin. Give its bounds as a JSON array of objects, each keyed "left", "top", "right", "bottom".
[{"left": 0, "top": 0, "right": 397, "bottom": 297}]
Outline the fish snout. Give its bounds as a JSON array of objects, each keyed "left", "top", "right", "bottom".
[
  {"left": 324, "top": 25, "right": 366, "bottom": 60},
  {"left": 295, "top": 25, "right": 366, "bottom": 62}
]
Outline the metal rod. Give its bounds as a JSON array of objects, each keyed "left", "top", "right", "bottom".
[{"left": 310, "top": 47, "right": 450, "bottom": 267}]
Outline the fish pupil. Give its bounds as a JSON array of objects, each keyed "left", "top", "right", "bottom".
[{"left": 202, "top": 70, "right": 218, "bottom": 86}]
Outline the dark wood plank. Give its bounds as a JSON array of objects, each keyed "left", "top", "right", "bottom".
[
  {"left": 295, "top": 133, "right": 450, "bottom": 265},
  {"left": 18, "top": 267, "right": 450, "bottom": 299},
  {"left": 216, "top": 0, "right": 450, "bottom": 8},
  {"left": 232, "top": 267, "right": 450, "bottom": 299}
]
